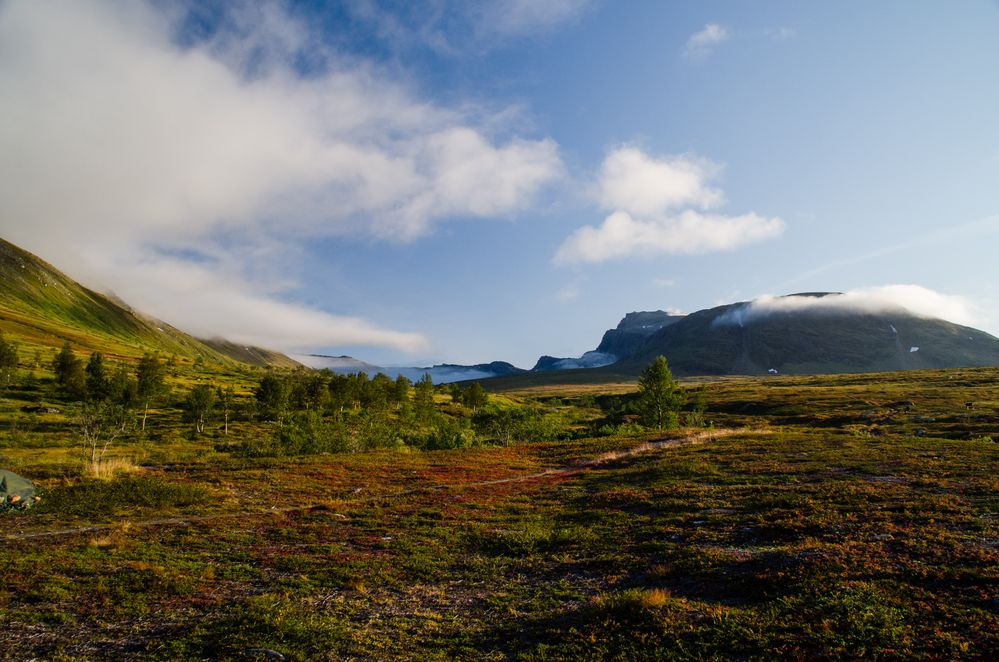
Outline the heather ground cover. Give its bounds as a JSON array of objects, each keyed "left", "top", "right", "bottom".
[{"left": 0, "top": 368, "right": 996, "bottom": 659}]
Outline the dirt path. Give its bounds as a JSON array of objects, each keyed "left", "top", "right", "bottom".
[{"left": 3, "top": 427, "right": 750, "bottom": 543}]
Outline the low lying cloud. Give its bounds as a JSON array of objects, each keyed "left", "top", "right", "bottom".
[
  {"left": 104, "top": 251, "right": 430, "bottom": 353},
  {"left": 713, "top": 286, "right": 977, "bottom": 328},
  {"left": 0, "top": 0, "right": 563, "bottom": 353},
  {"left": 555, "top": 146, "right": 784, "bottom": 265},
  {"left": 683, "top": 23, "right": 729, "bottom": 59}
]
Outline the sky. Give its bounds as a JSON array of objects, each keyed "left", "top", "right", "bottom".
[{"left": 2, "top": 0, "right": 998, "bottom": 368}]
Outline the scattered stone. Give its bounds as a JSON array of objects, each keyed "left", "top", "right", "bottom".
[
  {"left": 20, "top": 405, "right": 61, "bottom": 414},
  {"left": 241, "top": 649, "right": 286, "bottom": 660}
]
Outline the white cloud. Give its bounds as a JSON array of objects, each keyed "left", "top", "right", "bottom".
[
  {"left": 683, "top": 23, "right": 729, "bottom": 59},
  {"left": 555, "top": 146, "right": 784, "bottom": 265},
  {"left": 95, "top": 249, "right": 430, "bottom": 354},
  {"left": 598, "top": 147, "right": 723, "bottom": 216},
  {"left": 714, "top": 286, "right": 977, "bottom": 327},
  {"left": 554, "top": 210, "right": 784, "bottom": 265},
  {"left": 0, "top": 0, "right": 563, "bottom": 353}
]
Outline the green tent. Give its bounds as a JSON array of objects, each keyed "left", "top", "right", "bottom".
[{"left": 1, "top": 469, "right": 36, "bottom": 510}]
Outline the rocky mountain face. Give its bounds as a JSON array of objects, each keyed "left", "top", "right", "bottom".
[
  {"left": 532, "top": 310, "right": 684, "bottom": 372},
  {"left": 594, "top": 311, "right": 685, "bottom": 357},
  {"left": 617, "top": 295, "right": 999, "bottom": 376}
]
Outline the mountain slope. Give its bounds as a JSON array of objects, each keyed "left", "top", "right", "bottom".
[
  {"left": 532, "top": 310, "right": 684, "bottom": 371},
  {"left": 618, "top": 294, "right": 999, "bottom": 376},
  {"left": 0, "top": 237, "right": 297, "bottom": 366},
  {"left": 594, "top": 310, "right": 685, "bottom": 358}
]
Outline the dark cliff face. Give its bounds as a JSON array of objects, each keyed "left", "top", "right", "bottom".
[
  {"left": 594, "top": 311, "right": 685, "bottom": 358},
  {"left": 618, "top": 298, "right": 999, "bottom": 376},
  {"left": 433, "top": 361, "right": 526, "bottom": 376}
]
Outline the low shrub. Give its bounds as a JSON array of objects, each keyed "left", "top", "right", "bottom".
[{"left": 39, "top": 475, "right": 210, "bottom": 517}]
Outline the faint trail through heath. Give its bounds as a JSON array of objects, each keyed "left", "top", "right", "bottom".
[{"left": 3, "top": 427, "right": 753, "bottom": 542}]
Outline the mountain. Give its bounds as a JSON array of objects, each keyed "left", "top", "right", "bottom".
[
  {"left": 595, "top": 310, "right": 685, "bottom": 357},
  {"left": 0, "top": 237, "right": 297, "bottom": 367},
  {"left": 199, "top": 338, "right": 300, "bottom": 368},
  {"left": 532, "top": 310, "right": 684, "bottom": 371},
  {"left": 296, "top": 354, "right": 384, "bottom": 374},
  {"left": 616, "top": 293, "right": 999, "bottom": 376},
  {"left": 298, "top": 354, "right": 526, "bottom": 384}
]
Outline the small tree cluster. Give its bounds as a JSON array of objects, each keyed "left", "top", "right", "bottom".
[
  {"left": 0, "top": 332, "right": 18, "bottom": 388},
  {"left": 636, "top": 355, "right": 685, "bottom": 432},
  {"left": 136, "top": 353, "right": 168, "bottom": 430},
  {"left": 448, "top": 382, "right": 489, "bottom": 412},
  {"left": 53, "top": 342, "right": 86, "bottom": 398},
  {"left": 184, "top": 384, "right": 215, "bottom": 435},
  {"left": 256, "top": 370, "right": 426, "bottom": 424}
]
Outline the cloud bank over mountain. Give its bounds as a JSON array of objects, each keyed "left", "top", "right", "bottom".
[{"left": 713, "top": 286, "right": 976, "bottom": 328}]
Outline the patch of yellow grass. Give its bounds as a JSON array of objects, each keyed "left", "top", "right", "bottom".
[
  {"left": 636, "top": 588, "right": 672, "bottom": 609},
  {"left": 83, "top": 456, "right": 143, "bottom": 479}
]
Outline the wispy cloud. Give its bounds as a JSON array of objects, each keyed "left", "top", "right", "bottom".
[
  {"left": 0, "top": 0, "right": 564, "bottom": 353},
  {"left": 555, "top": 285, "right": 582, "bottom": 303},
  {"left": 765, "top": 26, "right": 796, "bottom": 41},
  {"left": 341, "top": 0, "right": 593, "bottom": 55},
  {"left": 554, "top": 147, "right": 784, "bottom": 265},
  {"left": 683, "top": 23, "right": 729, "bottom": 60}
]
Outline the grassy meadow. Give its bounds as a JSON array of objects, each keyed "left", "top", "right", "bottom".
[{"left": 0, "top": 346, "right": 995, "bottom": 660}]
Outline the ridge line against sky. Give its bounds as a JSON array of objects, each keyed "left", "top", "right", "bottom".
[{"left": 2, "top": 0, "right": 998, "bottom": 366}]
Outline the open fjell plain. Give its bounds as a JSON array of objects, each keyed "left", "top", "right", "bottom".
[{"left": 1, "top": 355, "right": 996, "bottom": 659}]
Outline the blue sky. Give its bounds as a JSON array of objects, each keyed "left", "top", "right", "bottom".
[{"left": 2, "top": 1, "right": 998, "bottom": 368}]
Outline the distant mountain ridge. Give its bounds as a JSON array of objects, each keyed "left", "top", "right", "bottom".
[
  {"left": 306, "top": 294, "right": 999, "bottom": 384},
  {"left": 300, "top": 354, "right": 526, "bottom": 384},
  {"left": 532, "top": 310, "right": 684, "bottom": 371},
  {"left": 615, "top": 294, "right": 999, "bottom": 376},
  {"left": 0, "top": 237, "right": 298, "bottom": 367}
]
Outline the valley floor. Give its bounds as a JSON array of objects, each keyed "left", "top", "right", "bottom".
[{"left": 1, "top": 369, "right": 997, "bottom": 659}]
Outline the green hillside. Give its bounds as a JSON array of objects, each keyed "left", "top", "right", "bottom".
[{"left": 0, "top": 238, "right": 297, "bottom": 367}]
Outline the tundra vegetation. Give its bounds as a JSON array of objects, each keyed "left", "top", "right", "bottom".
[{"left": 0, "top": 344, "right": 995, "bottom": 659}]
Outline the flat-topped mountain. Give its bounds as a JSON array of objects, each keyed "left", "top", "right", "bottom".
[
  {"left": 615, "top": 293, "right": 999, "bottom": 376},
  {"left": 533, "top": 310, "right": 684, "bottom": 371}
]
